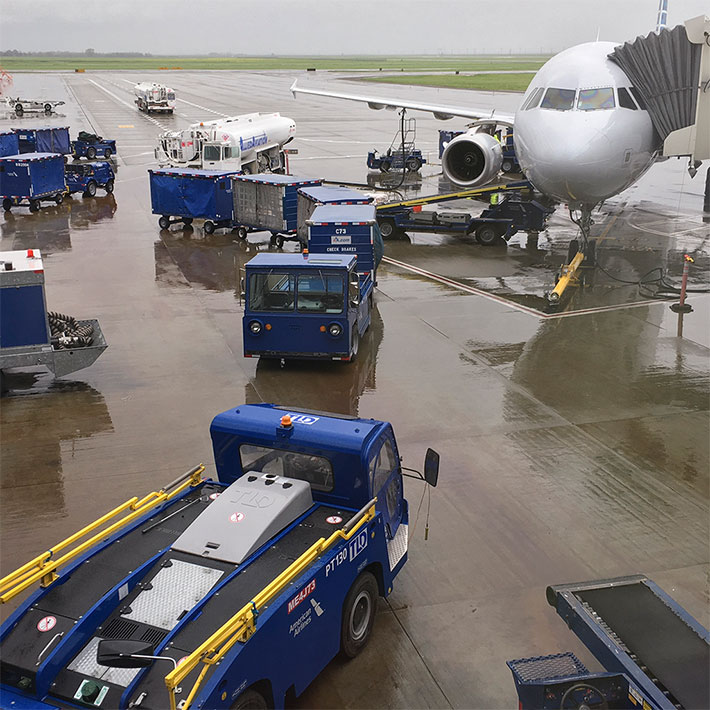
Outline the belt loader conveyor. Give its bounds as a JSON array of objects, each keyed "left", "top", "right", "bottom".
[{"left": 508, "top": 575, "right": 709, "bottom": 710}]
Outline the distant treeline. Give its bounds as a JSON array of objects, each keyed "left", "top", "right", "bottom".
[{"left": 1, "top": 50, "right": 154, "bottom": 57}]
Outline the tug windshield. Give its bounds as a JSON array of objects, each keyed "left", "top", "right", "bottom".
[
  {"left": 249, "top": 272, "right": 295, "bottom": 311},
  {"left": 297, "top": 273, "right": 344, "bottom": 313},
  {"left": 240, "top": 444, "right": 334, "bottom": 491}
]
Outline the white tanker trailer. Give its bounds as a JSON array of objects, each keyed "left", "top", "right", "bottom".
[
  {"left": 155, "top": 112, "right": 296, "bottom": 173},
  {"left": 134, "top": 82, "right": 176, "bottom": 114}
]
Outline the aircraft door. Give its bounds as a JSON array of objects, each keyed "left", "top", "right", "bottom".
[{"left": 368, "top": 429, "right": 403, "bottom": 539}]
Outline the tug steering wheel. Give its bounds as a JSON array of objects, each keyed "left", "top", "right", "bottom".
[{"left": 560, "top": 683, "right": 609, "bottom": 710}]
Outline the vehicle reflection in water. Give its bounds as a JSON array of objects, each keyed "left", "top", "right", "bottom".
[
  {"left": 66, "top": 193, "right": 117, "bottom": 230},
  {"left": 245, "top": 305, "right": 384, "bottom": 417},
  {"left": 0, "top": 377, "right": 114, "bottom": 533},
  {"left": 366, "top": 170, "right": 422, "bottom": 193}
]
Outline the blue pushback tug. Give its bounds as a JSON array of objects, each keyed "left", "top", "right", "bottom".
[
  {"left": 243, "top": 253, "right": 372, "bottom": 362},
  {"left": 0, "top": 404, "right": 439, "bottom": 710}
]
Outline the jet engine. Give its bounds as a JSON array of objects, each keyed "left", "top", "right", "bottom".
[{"left": 441, "top": 130, "right": 503, "bottom": 187}]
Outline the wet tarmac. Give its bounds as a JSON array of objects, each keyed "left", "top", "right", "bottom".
[{"left": 1, "top": 71, "right": 708, "bottom": 709}]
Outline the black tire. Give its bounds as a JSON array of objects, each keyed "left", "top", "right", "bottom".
[
  {"left": 44, "top": 103, "right": 52, "bottom": 113},
  {"left": 380, "top": 161, "right": 391, "bottom": 173},
  {"left": 379, "top": 219, "right": 395, "bottom": 239},
  {"left": 349, "top": 327, "right": 359, "bottom": 362},
  {"left": 54, "top": 193, "right": 64, "bottom": 205},
  {"left": 14, "top": 103, "right": 23, "bottom": 114},
  {"left": 84, "top": 181, "right": 97, "bottom": 198},
  {"left": 242, "top": 164, "right": 253, "bottom": 175},
  {"left": 340, "top": 571, "right": 377, "bottom": 657},
  {"left": 237, "top": 226, "right": 248, "bottom": 240},
  {"left": 475, "top": 224, "right": 499, "bottom": 246},
  {"left": 29, "top": 200, "right": 40, "bottom": 213},
  {"left": 158, "top": 215, "right": 171, "bottom": 230},
  {"left": 104, "top": 179, "right": 115, "bottom": 194},
  {"left": 204, "top": 220, "right": 216, "bottom": 235},
  {"left": 275, "top": 235, "right": 285, "bottom": 249},
  {"left": 3, "top": 198, "right": 13, "bottom": 211},
  {"left": 405, "top": 157, "right": 421, "bottom": 172},
  {"left": 567, "top": 239, "right": 580, "bottom": 264},
  {"left": 230, "top": 688, "right": 268, "bottom": 710},
  {"left": 104, "top": 148, "right": 112, "bottom": 158},
  {"left": 86, "top": 146, "right": 97, "bottom": 160},
  {"left": 501, "top": 159, "right": 514, "bottom": 173}
]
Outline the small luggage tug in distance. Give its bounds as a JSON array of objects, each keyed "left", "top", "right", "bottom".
[{"left": 0, "top": 404, "right": 439, "bottom": 710}]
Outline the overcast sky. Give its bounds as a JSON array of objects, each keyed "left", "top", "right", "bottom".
[{"left": 1, "top": 0, "right": 707, "bottom": 55}]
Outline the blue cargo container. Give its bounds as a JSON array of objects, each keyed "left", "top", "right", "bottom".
[
  {"left": 233, "top": 173, "right": 321, "bottom": 247},
  {"left": 297, "top": 185, "right": 373, "bottom": 242},
  {"left": 243, "top": 252, "right": 373, "bottom": 362},
  {"left": 14, "top": 127, "right": 71, "bottom": 156},
  {"left": 149, "top": 167, "right": 240, "bottom": 233},
  {"left": 307, "top": 204, "right": 383, "bottom": 282},
  {"left": 0, "top": 153, "right": 67, "bottom": 212},
  {"left": 0, "top": 132, "right": 20, "bottom": 158}
]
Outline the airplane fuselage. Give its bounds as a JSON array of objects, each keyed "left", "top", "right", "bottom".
[{"left": 514, "top": 42, "right": 658, "bottom": 209}]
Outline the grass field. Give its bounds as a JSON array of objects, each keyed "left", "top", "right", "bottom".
[
  {"left": 0, "top": 55, "right": 549, "bottom": 72},
  {"left": 361, "top": 72, "right": 534, "bottom": 92}
]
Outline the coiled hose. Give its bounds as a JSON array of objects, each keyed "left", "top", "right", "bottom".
[{"left": 48, "top": 311, "right": 94, "bottom": 349}]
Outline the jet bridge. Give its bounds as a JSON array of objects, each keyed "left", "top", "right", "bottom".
[{"left": 610, "top": 15, "right": 710, "bottom": 165}]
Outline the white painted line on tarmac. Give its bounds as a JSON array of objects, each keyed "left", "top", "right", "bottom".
[
  {"left": 381, "top": 256, "right": 669, "bottom": 320},
  {"left": 295, "top": 154, "right": 368, "bottom": 160},
  {"left": 176, "top": 98, "right": 228, "bottom": 117},
  {"left": 88, "top": 79, "right": 164, "bottom": 128}
]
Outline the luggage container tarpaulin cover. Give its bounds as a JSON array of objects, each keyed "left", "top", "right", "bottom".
[
  {"left": 0, "top": 132, "right": 20, "bottom": 158},
  {"left": 233, "top": 173, "right": 321, "bottom": 232},
  {"left": 149, "top": 168, "right": 240, "bottom": 220},
  {"left": 297, "top": 185, "right": 373, "bottom": 241},
  {"left": 14, "top": 127, "right": 71, "bottom": 155},
  {"left": 0, "top": 153, "right": 66, "bottom": 198}
]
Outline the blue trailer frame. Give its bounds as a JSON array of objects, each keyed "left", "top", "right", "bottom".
[
  {"left": 71, "top": 138, "right": 117, "bottom": 161},
  {"left": 243, "top": 253, "right": 372, "bottom": 362},
  {"left": 0, "top": 403, "right": 437, "bottom": 710},
  {"left": 65, "top": 162, "right": 115, "bottom": 197},
  {"left": 507, "top": 575, "right": 709, "bottom": 710},
  {"left": 1, "top": 153, "right": 67, "bottom": 212},
  {"left": 150, "top": 168, "right": 240, "bottom": 233}
]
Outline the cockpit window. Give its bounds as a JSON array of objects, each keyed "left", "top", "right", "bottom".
[
  {"left": 521, "top": 86, "right": 545, "bottom": 111},
  {"left": 629, "top": 86, "right": 647, "bottom": 110},
  {"left": 617, "top": 87, "right": 638, "bottom": 110},
  {"left": 577, "top": 88, "right": 615, "bottom": 111},
  {"left": 540, "top": 88, "right": 576, "bottom": 111}
]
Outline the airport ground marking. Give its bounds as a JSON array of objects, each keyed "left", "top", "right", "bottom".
[{"left": 381, "top": 255, "right": 671, "bottom": 320}]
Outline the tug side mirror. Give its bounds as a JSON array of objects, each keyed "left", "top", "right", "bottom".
[
  {"left": 97, "top": 639, "right": 155, "bottom": 668},
  {"left": 424, "top": 448, "right": 439, "bottom": 487}
]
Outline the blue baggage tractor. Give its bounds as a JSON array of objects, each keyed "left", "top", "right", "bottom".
[{"left": 0, "top": 153, "right": 66, "bottom": 212}]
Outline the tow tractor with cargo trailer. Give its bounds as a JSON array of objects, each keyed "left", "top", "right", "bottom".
[
  {"left": 375, "top": 180, "right": 554, "bottom": 245},
  {"left": 367, "top": 118, "right": 426, "bottom": 174},
  {"left": 0, "top": 403, "right": 439, "bottom": 710},
  {"left": 71, "top": 132, "right": 117, "bottom": 161},
  {"left": 507, "top": 575, "right": 709, "bottom": 710},
  {"left": 0, "top": 249, "right": 107, "bottom": 386},
  {"left": 5, "top": 96, "right": 65, "bottom": 115}
]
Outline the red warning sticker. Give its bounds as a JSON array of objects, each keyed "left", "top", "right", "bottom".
[
  {"left": 177, "top": 656, "right": 189, "bottom": 666},
  {"left": 229, "top": 512, "right": 244, "bottom": 523},
  {"left": 209, "top": 493, "right": 221, "bottom": 500},
  {"left": 326, "top": 515, "right": 343, "bottom": 525},
  {"left": 37, "top": 616, "right": 57, "bottom": 633}
]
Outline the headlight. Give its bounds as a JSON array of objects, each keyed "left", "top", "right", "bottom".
[
  {"left": 249, "top": 320, "right": 262, "bottom": 334},
  {"left": 328, "top": 323, "right": 342, "bottom": 337}
]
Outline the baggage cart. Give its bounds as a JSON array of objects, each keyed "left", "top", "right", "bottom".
[
  {"left": 297, "top": 185, "right": 372, "bottom": 242},
  {"left": 0, "top": 153, "right": 67, "bottom": 212}
]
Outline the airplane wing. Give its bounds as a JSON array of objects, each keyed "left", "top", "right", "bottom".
[{"left": 290, "top": 80, "right": 515, "bottom": 125}]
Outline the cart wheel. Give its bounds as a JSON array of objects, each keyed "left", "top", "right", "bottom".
[
  {"left": 237, "top": 226, "right": 248, "bottom": 240},
  {"left": 44, "top": 103, "right": 52, "bottom": 113},
  {"left": 84, "top": 181, "right": 97, "bottom": 198},
  {"left": 2, "top": 198, "right": 12, "bottom": 212},
  {"left": 275, "top": 234, "right": 285, "bottom": 249},
  {"left": 86, "top": 146, "right": 97, "bottom": 160},
  {"left": 230, "top": 688, "right": 268, "bottom": 710},
  {"left": 340, "top": 571, "right": 377, "bottom": 657},
  {"left": 29, "top": 200, "right": 40, "bottom": 213},
  {"left": 158, "top": 215, "right": 171, "bottom": 230},
  {"left": 54, "top": 193, "right": 64, "bottom": 205},
  {"left": 475, "top": 224, "right": 500, "bottom": 246},
  {"left": 378, "top": 219, "right": 395, "bottom": 239},
  {"left": 204, "top": 220, "right": 216, "bottom": 234},
  {"left": 405, "top": 157, "right": 421, "bottom": 172},
  {"left": 380, "top": 161, "right": 391, "bottom": 173},
  {"left": 104, "top": 148, "right": 112, "bottom": 158},
  {"left": 501, "top": 159, "right": 514, "bottom": 173},
  {"left": 104, "top": 179, "right": 115, "bottom": 194},
  {"left": 14, "top": 103, "right": 23, "bottom": 114}
]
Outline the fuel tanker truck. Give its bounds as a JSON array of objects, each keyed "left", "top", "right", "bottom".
[
  {"left": 155, "top": 112, "right": 297, "bottom": 173},
  {"left": 134, "top": 83, "right": 176, "bottom": 114}
]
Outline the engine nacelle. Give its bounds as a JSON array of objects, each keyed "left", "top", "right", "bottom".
[{"left": 441, "top": 130, "right": 503, "bottom": 188}]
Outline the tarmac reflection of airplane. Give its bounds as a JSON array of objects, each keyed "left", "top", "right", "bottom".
[
  {"left": 0, "top": 379, "right": 113, "bottom": 530},
  {"left": 245, "top": 305, "right": 383, "bottom": 417}
]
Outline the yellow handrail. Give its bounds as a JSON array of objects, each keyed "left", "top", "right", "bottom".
[
  {"left": 164, "top": 500, "right": 377, "bottom": 710},
  {"left": 0, "top": 465, "right": 206, "bottom": 604}
]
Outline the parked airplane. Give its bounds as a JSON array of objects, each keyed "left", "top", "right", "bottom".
[{"left": 291, "top": 9, "right": 704, "bottom": 253}]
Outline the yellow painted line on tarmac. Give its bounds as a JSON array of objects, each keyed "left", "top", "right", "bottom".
[
  {"left": 118, "top": 124, "right": 135, "bottom": 128},
  {"left": 596, "top": 213, "right": 619, "bottom": 245}
]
